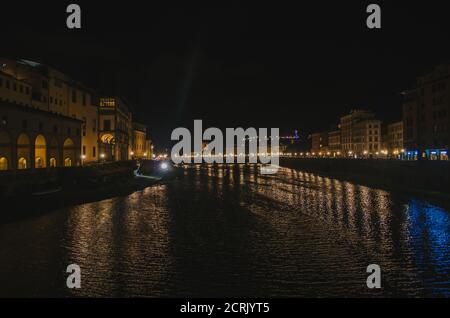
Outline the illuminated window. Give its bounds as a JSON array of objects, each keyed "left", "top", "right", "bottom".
[
  {"left": 64, "top": 158, "right": 72, "bottom": 167},
  {"left": 100, "top": 98, "right": 115, "bottom": 107},
  {"left": 18, "top": 157, "right": 27, "bottom": 169},
  {"left": 0, "top": 157, "right": 7, "bottom": 170},
  {"left": 35, "top": 157, "right": 44, "bottom": 168},
  {"left": 49, "top": 158, "right": 57, "bottom": 168}
]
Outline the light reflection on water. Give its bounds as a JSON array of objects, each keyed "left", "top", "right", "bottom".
[{"left": 0, "top": 165, "right": 449, "bottom": 297}]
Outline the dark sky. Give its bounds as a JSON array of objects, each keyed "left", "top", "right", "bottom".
[{"left": 1, "top": 1, "right": 450, "bottom": 149}]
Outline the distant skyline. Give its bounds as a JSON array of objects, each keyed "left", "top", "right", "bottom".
[{"left": 1, "top": 2, "right": 450, "bottom": 149}]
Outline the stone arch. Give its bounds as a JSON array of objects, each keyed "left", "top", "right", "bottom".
[
  {"left": 34, "top": 134, "right": 47, "bottom": 168},
  {"left": 18, "top": 157, "right": 27, "bottom": 170},
  {"left": 49, "top": 157, "right": 57, "bottom": 168},
  {"left": 63, "top": 138, "right": 75, "bottom": 167},
  {"left": 0, "top": 157, "right": 8, "bottom": 170},
  {"left": 17, "top": 133, "right": 30, "bottom": 169},
  {"left": 100, "top": 133, "right": 115, "bottom": 161},
  {"left": 48, "top": 137, "right": 59, "bottom": 167},
  {"left": 0, "top": 131, "right": 11, "bottom": 169},
  {"left": 64, "top": 157, "right": 72, "bottom": 167}
]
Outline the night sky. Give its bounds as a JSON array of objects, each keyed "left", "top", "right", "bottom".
[{"left": 1, "top": 1, "right": 450, "bottom": 149}]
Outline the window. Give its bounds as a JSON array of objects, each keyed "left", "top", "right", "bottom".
[
  {"left": 67, "top": 127, "right": 71, "bottom": 135},
  {"left": 13, "top": 83, "right": 17, "bottom": 91},
  {"left": 64, "top": 158, "right": 72, "bottom": 167},
  {"left": 82, "top": 117, "right": 86, "bottom": 136},
  {"left": 93, "top": 146, "right": 96, "bottom": 158},
  {"left": 18, "top": 157, "right": 27, "bottom": 170},
  {"left": 83, "top": 146, "right": 86, "bottom": 155},
  {"left": 82, "top": 94, "right": 86, "bottom": 106},
  {"left": 0, "top": 157, "right": 8, "bottom": 170},
  {"left": 42, "top": 80, "right": 48, "bottom": 89},
  {"left": 100, "top": 98, "right": 115, "bottom": 107},
  {"left": 25, "top": 87, "right": 30, "bottom": 95},
  {"left": 5, "top": 80, "right": 10, "bottom": 89},
  {"left": 93, "top": 119, "right": 97, "bottom": 132},
  {"left": 0, "top": 77, "right": 3, "bottom": 86},
  {"left": 19, "top": 85, "right": 23, "bottom": 93},
  {"left": 49, "top": 158, "right": 57, "bottom": 168},
  {"left": 104, "top": 120, "right": 111, "bottom": 131}
]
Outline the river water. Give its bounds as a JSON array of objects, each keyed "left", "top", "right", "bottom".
[{"left": 0, "top": 164, "right": 449, "bottom": 297}]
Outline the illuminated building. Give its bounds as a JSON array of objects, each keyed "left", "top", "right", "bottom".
[
  {"left": 311, "top": 132, "right": 328, "bottom": 155},
  {"left": 131, "top": 122, "right": 147, "bottom": 159},
  {"left": 0, "top": 58, "right": 99, "bottom": 163},
  {"left": 0, "top": 100, "right": 81, "bottom": 170},
  {"left": 328, "top": 130, "right": 341, "bottom": 156},
  {"left": 352, "top": 119, "right": 382, "bottom": 156},
  {"left": 99, "top": 97, "right": 132, "bottom": 161},
  {"left": 403, "top": 64, "right": 450, "bottom": 160},
  {"left": 144, "top": 138, "right": 154, "bottom": 159},
  {"left": 385, "top": 121, "right": 403, "bottom": 157},
  {"left": 339, "top": 110, "right": 382, "bottom": 156}
]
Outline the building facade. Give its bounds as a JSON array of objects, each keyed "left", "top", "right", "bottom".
[
  {"left": 403, "top": 64, "right": 450, "bottom": 160},
  {"left": 352, "top": 119, "right": 382, "bottom": 156},
  {"left": 0, "top": 58, "right": 99, "bottom": 164},
  {"left": 0, "top": 58, "right": 154, "bottom": 170},
  {"left": 0, "top": 101, "right": 82, "bottom": 170},
  {"left": 99, "top": 97, "right": 132, "bottom": 162},
  {"left": 339, "top": 110, "right": 382, "bottom": 156},
  {"left": 131, "top": 122, "right": 147, "bottom": 159},
  {"left": 145, "top": 138, "right": 154, "bottom": 159},
  {"left": 386, "top": 121, "right": 403, "bottom": 157},
  {"left": 328, "top": 130, "right": 341, "bottom": 155},
  {"left": 311, "top": 132, "right": 328, "bottom": 154}
]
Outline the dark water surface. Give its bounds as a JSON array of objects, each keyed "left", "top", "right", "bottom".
[{"left": 0, "top": 165, "right": 449, "bottom": 297}]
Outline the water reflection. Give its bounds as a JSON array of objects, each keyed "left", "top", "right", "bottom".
[{"left": 0, "top": 165, "right": 448, "bottom": 297}]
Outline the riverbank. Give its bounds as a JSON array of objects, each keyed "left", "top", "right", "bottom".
[
  {"left": 280, "top": 158, "right": 450, "bottom": 209},
  {"left": 0, "top": 161, "right": 162, "bottom": 223}
]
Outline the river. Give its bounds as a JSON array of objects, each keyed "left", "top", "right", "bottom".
[{"left": 0, "top": 164, "right": 449, "bottom": 297}]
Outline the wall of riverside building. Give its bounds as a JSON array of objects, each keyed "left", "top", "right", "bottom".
[
  {"left": 68, "top": 88, "right": 98, "bottom": 163},
  {"left": 0, "top": 73, "right": 33, "bottom": 107},
  {"left": 0, "top": 101, "right": 82, "bottom": 171}
]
